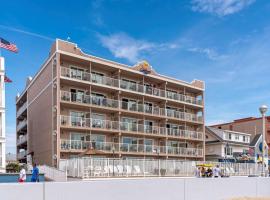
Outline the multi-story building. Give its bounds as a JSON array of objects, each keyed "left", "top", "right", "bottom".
[
  {"left": 205, "top": 126, "right": 251, "bottom": 162},
  {"left": 0, "top": 57, "right": 6, "bottom": 172},
  {"left": 212, "top": 117, "right": 270, "bottom": 152},
  {"left": 16, "top": 39, "right": 205, "bottom": 167}
]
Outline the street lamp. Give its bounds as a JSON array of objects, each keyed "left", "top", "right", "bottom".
[
  {"left": 259, "top": 105, "right": 268, "bottom": 176},
  {"left": 112, "top": 145, "right": 115, "bottom": 177}
]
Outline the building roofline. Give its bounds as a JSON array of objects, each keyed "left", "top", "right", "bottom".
[
  {"left": 56, "top": 39, "right": 205, "bottom": 91},
  {"left": 210, "top": 116, "right": 270, "bottom": 127},
  {"left": 16, "top": 38, "right": 205, "bottom": 102}
]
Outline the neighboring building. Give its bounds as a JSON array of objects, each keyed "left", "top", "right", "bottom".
[
  {"left": 6, "top": 152, "right": 17, "bottom": 164},
  {"left": 0, "top": 57, "right": 6, "bottom": 172},
  {"left": 249, "top": 134, "right": 268, "bottom": 165},
  {"left": 205, "top": 127, "right": 250, "bottom": 162},
  {"left": 16, "top": 39, "right": 205, "bottom": 167},
  {"left": 211, "top": 117, "right": 270, "bottom": 151}
]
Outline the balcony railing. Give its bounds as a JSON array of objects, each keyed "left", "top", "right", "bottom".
[
  {"left": 60, "top": 115, "right": 203, "bottom": 140},
  {"left": 60, "top": 67, "right": 202, "bottom": 106},
  {"left": 16, "top": 102, "right": 27, "bottom": 118},
  {"left": 17, "top": 119, "right": 27, "bottom": 131},
  {"left": 17, "top": 135, "right": 27, "bottom": 145},
  {"left": 60, "top": 140, "right": 203, "bottom": 157},
  {"left": 60, "top": 91, "right": 203, "bottom": 123},
  {"left": 17, "top": 150, "right": 27, "bottom": 159}
]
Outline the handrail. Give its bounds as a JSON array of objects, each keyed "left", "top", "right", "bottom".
[
  {"left": 16, "top": 102, "right": 27, "bottom": 118},
  {"left": 60, "top": 91, "right": 203, "bottom": 123},
  {"left": 60, "top": 115, "right": 203, "bottom": 140},
  {"left": 60, "top": 66, "right": 203, "bottom": 106},
  {"left": 60, "top": 140, "right": 203, "bottom": 157}
]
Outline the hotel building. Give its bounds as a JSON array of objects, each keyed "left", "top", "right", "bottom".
[
  {"left": 16, "top": 39, "right": 205, "bottom": 167},
  {"left": 0, "top": 57, "right": 6, "bottom": 172}
]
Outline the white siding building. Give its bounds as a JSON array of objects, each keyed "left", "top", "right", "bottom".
[
  {"left": 0, "top": 57, "right": 6, "bottom": 172},
  {"left": 205, "top": 126, "right": 250, "bottom": 162}
]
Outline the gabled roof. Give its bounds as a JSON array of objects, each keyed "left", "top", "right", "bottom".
[
  {"left": 206, "top": 126, "right": 250, "bottom": 146},
  {"left": 249, "top": 134, "right": 261, "bottom": 147}
]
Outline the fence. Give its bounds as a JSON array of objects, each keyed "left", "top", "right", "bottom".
[
  {"left": 59, "top": 158, "right": 261, "bottom": 179},
  {"left": 38, "top": 165, "right": 67, "bottom": 182}
]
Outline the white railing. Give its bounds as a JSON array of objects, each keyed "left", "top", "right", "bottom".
[
  {"left": 60, "top": 140, "right": 203, "bottom": 158},
  {"left": 39, "top": 165, "right": 67, "bottom": 182},
  {"left": 16, "top": 102, "right": 27, "bottom": 118},
  {"left": 17, "top": 119, "right": 27, "bottom": 131},
  {"left": 17, "top": 150, "right": 27, "bottom": 159},
  {"left": 59, "top": 157, "right": 260, "bottom": 179},
  {"left": 17, "top": 134, "right": 27, "bottom": 145},
  {"left": 60, "top": 115, "right": 203, "bottom": 140},
  {"left": 60, "top": 90, "right": 203, "bottom": 123},
  {"left": 60, "top": 67, "right": 202, "bottom": 106}
]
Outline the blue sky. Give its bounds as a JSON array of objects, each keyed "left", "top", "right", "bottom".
[{"left": 1, "top": 0, "right": 270, "bottom": 153}]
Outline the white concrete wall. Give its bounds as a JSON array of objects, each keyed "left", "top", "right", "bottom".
[{"left": 1, "top": 177, "right": 270, "bottom": 200}]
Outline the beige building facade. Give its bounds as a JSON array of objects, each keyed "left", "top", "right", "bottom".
[{"left": 16, "top": 39, "right": 205, "bottom": 167}]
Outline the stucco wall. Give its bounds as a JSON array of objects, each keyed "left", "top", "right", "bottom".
[{"left": 1, "top": 177, "right": 270, "bottom": 200}]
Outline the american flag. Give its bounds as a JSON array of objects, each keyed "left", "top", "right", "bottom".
[
  {"left": 0, "top": 37, "right": 18, "bottom": 53},
  {"left": 4, "top": 75, "right": 12, "bottom": 83}
]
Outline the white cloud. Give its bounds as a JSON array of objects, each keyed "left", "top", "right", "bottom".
[
  {"left": 98, "top": 33, "right": 179, "bottom": 63},
  {"left": 191, "top": 0, "right": 256, "bottom": 16},
  {"left": 188, "top": 47, "right": 227, "bottom": 60}
]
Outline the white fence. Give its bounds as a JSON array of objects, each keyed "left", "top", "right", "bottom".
[
  {"left": 1, "top": 177, "right": 270, "bottom": 200},
  {"left": 39, "top": 165, "right": 67, "bottom": 182},
  {"left": 59, "top": 158, "right": 261, "bottom": 179}
]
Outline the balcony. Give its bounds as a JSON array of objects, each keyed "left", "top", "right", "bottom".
[
  {"left": 60, "top": 91, "right": 203, "bottom": 123},
  {"left": 17, "top": 150, "right": 27, "bottom": 160},
  {"left": 16, "top": 102, "right": 27, "bottom": 118},
  {"left": 17, "top": 135, "right": 27, "bottom": 145},
  {"left": 60, "top": 115, "right": 204, "bottom": 141},
  {"left": 60, "top": 140, "right": 203, "bottom": 157},
  {"left": 60, "top": 67, "right": 203, "bottom": 106},
  {"left": 16, "top": 119, "right": 27, "bottom": 132}
]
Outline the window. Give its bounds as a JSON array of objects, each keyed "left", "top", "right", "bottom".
[
  {"left": 144, "top": 139, "right": 153, "bottom": 152},
  {"left": 70, "top": 111, "right": 85, "bottom": 126},
  {"left": 91, "top": 93, "right": 106, "bottom": 106},
  {"left": 224, "top": 146, "right": 232, "bottom": 156},
  {"left": 91, "top": 113, "right": 105, "bottom": 128},
  {"left": 70, "top": 89, "right": 85, "bottom": 103},
  {"left": 144, "top": 84, "right": 153, "bottom": 95},
  {"left": 228, "top": 133, "right": 232, "bottom": 140},
  {"left": 91, "top": 134, "right": 105, "bottom": 143},
  {"left": 243, "top": 136, "right": 246, "bottom": 142},
  {"left": 144, "top": 102, "right": 153, "bottom": 113},
  {"left": 166, "top": 90, "right": 177, "bottom": 99},
  {"left": 235, "top": 135, "right": 239, "bottom": 140},
  {"left": 70, "top": 67, "right": 84, "bottom": 80},
  {"left": 91, "top": 72, "right": 104, "bottom": 84},
  {"left": 121, "top": 79, "right": 137, "bottom": 91},
  {"left": 121, "top": 98, "right": 137, "bottom": 111},
  {"left": 121, "top": 117, "right": 138, "bottom": 131},
  {"left": 144, "top": 121, "right": 153, "bottom": 133},
  {"left": 166, "top": 107, "right": 177, "bottom": 117}
]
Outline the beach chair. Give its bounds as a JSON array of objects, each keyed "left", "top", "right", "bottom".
[
  {"left": 117, "top": 165, "right": 124, "bottom": 176},
  {"left": 125, "top": 165, "right": 132, "bottom": 176},
  {"left": 134, "top": 165, "right": 141, "bottom": 176}
]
